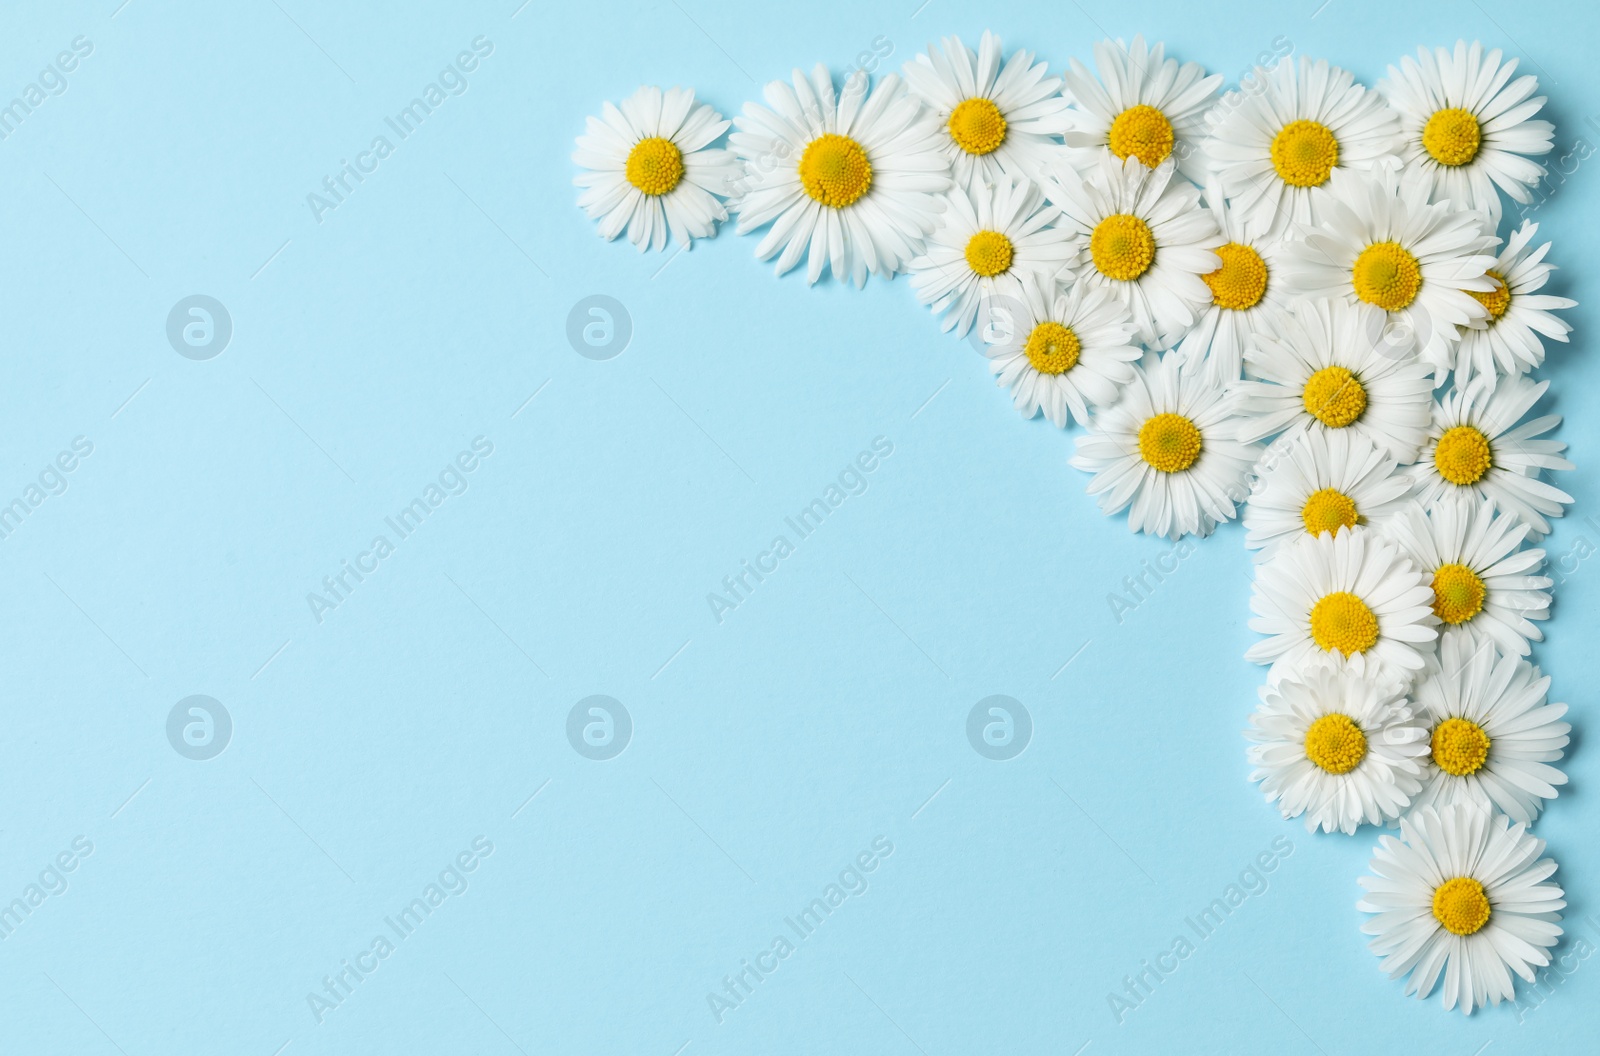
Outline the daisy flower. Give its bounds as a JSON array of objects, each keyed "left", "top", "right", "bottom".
[
  {"left": 1247, "top": 526, "right": 1437, "bottom": 683},
  {"left": 729, "top": 64, "right": 949, "bottom": 286},
  {"left": 1359, "top": 804, "right": 1564, "bottom": 1013},
  {"left": 572, "top": 86, "right": 740, "bottom": 252},
  {"left": 1060, "top": 34, "right": 1221, "bottom": 184},
  {"left": 984, "top": 273, "right": 1141, "bottom": 428},
  {"left": 1237, "top": 299, "right": 1435, "bottom": 464},
  {"left": 906, "top": 176, "right": 1073, "bottom": 337},
  {"left": 1203, "top": 54, "right": 1402, "bottom": 234},
  {"left": 1449, "top": 220, "right": 1576, "bottom": 386},
  {"left": 1069, "top": 351, "right": 1259, "bottom": 540},
  {"left": 1410, "top": 634, "right": 1569, "bottom": 825},
  {"left": 1383, "top": 499, "right": 1552, "bottom": 658},
  {"left": 1043, "top": 154, "right": 1221, "bottom": 347},
  {"left": 1281, "top": 164, "right": 1500, "bottom": 379},
  {"left": 1378, "top": 40, "right": 1555, "bottom": 223},
  {"left": 1247, "top": 665, "right": 1428, "bottom": 834},
  {"left": 1405, "top": 376, "right": 1573, "bottom": 538},
  {"left": 1243, "top": 429, "right": 1412, "bottom": 559},
  {"left": 901, "top": 31, "right": 1072, "bottom": 189}
]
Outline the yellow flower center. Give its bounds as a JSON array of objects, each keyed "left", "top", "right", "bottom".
[
  {"left": 1309, "top": 591, "right": 1380, "bottom": 656},
  {"left": 1422, "top": 107, "right": 1483, "bottom": 167},
  {"left": 1090, "top": 214, "right": 1156, "bottom": 282},
  {"left": 947, "top": 97, "right": 1008, "bottom": 156},
  {"left": 1432, "top": 876, "right": 1492, "bottom": 936},
  {"left": 1352, "top": 241, "right": 1423, "bottom": 312},
  {"left": 1023, "top": 321, "right": 1081, "bottom": 375},
  {"left": 624, "top": 137, "right": 685, "bottom": 197},
  {"left": 798, "top": 133, "right": 873, "bottom": 208},
  {"left": 1430, "top": 563, "right": 1487, "bottom": 625},
  {"left": 1202, "top": 242, "right": 1269, "bottom": 311},
  {"left": 1301, "top": 488, "right": 1360, "bottom": 536},
  {"left": 1303, "top": 713, "right": 1368, "bottom": 775},
  {"left": 1431, "top": 716, "right": 1492, "bottom": 777},
  {"left": 1301, "top": 366, "right": 1367, "bottom": 428},
  {"left": 1466, "top": 270, "right": 1511, "bottom": 322},
  {"left": 1137, "top": 413, "right": 1202, "bottom": 474},
  {"left": 1270, "top": 119, "right": 1340, "bottom": 187},
  {"left": 1107, "top": 104, "right": 1175, "bottom": 167},
  {"left": 1434, "top": 426, "right": 1493, "bottom": 486},
  {"left": 964, "top": 229, "right": 1015, "bottom": 278}
]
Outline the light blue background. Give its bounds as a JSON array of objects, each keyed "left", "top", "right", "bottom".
[{"left": 1, "top": 1, "right": 1595, "bottom": 1053}]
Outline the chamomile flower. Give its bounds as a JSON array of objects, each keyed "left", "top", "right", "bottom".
[
  {"left": 1203, "top": 54, "right": 1402, "bottom": 234},
  {"left": 1070, "top": 351, "right": 1259, "bottom": 540},
  {"left": 984, "top": 273, "right": 1142, "bottom": 428},
  {"left": 1405, "top": 376, "right": 1573, "bottom": 538},
  {"left": 1449, "top": 220, "right": 1576, "bottom": 386},
  {"left": 1243, "top": 429, "right": 1412, "bottom": 559},
  {"left": 1359, "top": 804, "right": 1564, "bottom": 1013},
  {"left": 901, "top": 31, "right": 1072, "bottom": 189},
  {"left": 1383, "top": 499, "right": 1552, "bottom": 658},
  {"left": 729, "top": 64, "right": 949, "bottom": 286},
  {"left": 1237, "top": 299, "right": 1435, "bottom": 464},
  {"left": 1247, "top": 526, "right": 1438, "bottom": 683},
  {"left": 1247, "top": 665, "right": 1428, "bottom": 834},
  {"left": 906, "top": 176, "right": 1073, "bottom": 337},
  {"left": 572, "top": 86, "right": 740, "bottom": 252},
  {"left": 1379, "top": 40, "right": 1555, "bottom": 223},
  {"left": 1060, "top": 35, "right": 1221, "bottom": 183},
  {"left": 1410, "top": 635, "right": 1569, "bottom": 825},
  {"left": 1282, "top": 164, "right": 1500, "bottom": 379},
  {"left": 1043, "top": 154, "right": 1222, "bottom": 347}
]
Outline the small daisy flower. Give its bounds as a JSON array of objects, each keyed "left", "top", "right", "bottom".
[
  {"left": 1247, "top": 526, "right": 1438, "bottom": 683},
  {"left": 1247, "top": 665, "right": 1428, "bottom": 834},
  {"left": 907, "top": 176, "right": 1074, "bottom": 337},
  {"left": 1070, "top": 351, "right": 1259, "bottom": 540},
  {"left": 573, "top": 86, "right": 740, "bottom": 252},
  {"left": 901, "top": 31, "right": 1072, "bottom": 189},
  {"left": 1244, "top": 429, "right": 1412, "bottom": 560},
  {"left": 1359, "top": 804, "right": 1564, "bottom": 1014},
  {"left": 985, "top": 273, "right": 1141, "bottom": 428},
  {"left": 1410, "top": 634, "right": 1569, "bottom": 826},
  {"left": 1060, "top": 34, "right": 1222, "bottom": 184},
  {"left": 1237, "top": 299, "right": 1435, "bottom": 464},
  {"left": 729, "top": 64, "right": 949, "bottom": 287},
  {"left": 1379, "top": 40, "right": 1555, "bottom": 223},
  {"left": 1450, "top": 220, "right": 1576, "bottom": 387},
  {"left": 1203, "top": 54, "right": 1403, "bottom": 234},
  {"left": 1043, "top": 154, "right": 1222, "bottom": 347},
  {"left": 1383, "top": 499, "right": 1552, "bottom": 658},
  {"left": 1405, "top": 376, "right": 1573, "bottom": 538}
]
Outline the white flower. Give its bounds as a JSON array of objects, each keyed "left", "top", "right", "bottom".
[
  {"left": 1243, "top": 429, "right": 1412, "bottom": 560},
  {"left": 1449, "top": 220, "right": 1576, "bottom": 387}
]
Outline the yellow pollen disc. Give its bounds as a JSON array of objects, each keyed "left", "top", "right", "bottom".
[
  {"left": 1270, "top": 119, "right": 1340, "bottom": 187},
  {"left": 1422, "top": 107, "right": 1483, "bottom": 167},
  {"left": 624, "top": 137, "right": 685, "bottom": 197},
  {"left": 1301, "top": 488, "right": 1360, "bottom": 536},
  {"left": 1023, "top": 321, "right": 1081, "bottom": 375},
  {"left": 1430, "top": 563, "right": 1487, "bottom": 625},
  {"left": 798, "top": 133, "right": 873, "bottom": 208},
  {"left": 1309, "top": 591, "right": 1380, "bottom": 656},
  {"left": 1431, "top": 717, "right": 1492, "bottom": 777},
  {"left": 1107, "top": 104, "right": 1175, "bottom": 167},
  {"left": 1432, "top": 876, "right": 1492, "bottom": 936},
  {"left": 1202, "top": 242, "right": 1269, "bottom": 311},
  {"left": 1434, "top": 426, "right": 1493, "bottom": 486},
  {"left": 1137, "top": 413, "right": 1202, "bottom": 474},
  {"left": 947, "top": 97, "right": 1008, "bottom": 156},
  {"left": 1303, "top": 713, "right": 1368, "bottom": 775},
  {"left": 1301, "top": 366, "right": 1367, "bottom": 428},
  {"left": 1091, "top": 214, "right": 1156, "bottom": 282},
  {"left": 1466, "top": 270, "right": 1512, "bottom": 321},
  {"left": 1352, "top": 241, "right": 1424, "bottom": 312},
  {"left": 964, "top": 229, "right": 1015, "bottom": 278}
]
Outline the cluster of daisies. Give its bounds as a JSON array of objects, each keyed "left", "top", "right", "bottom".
[{"left": 574, "top": 35, "right": 1578, "bottom": 1014}]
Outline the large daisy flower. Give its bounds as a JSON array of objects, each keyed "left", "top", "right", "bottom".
[
  {"left": 1378, "top": 40, "right": 1555, "bottom": 223},
  {"left": 1243, "top": 429, "right": 1412, "bottom": 560},
  {"left": 1449, "top": 220, "right": 1576, "bottom": 387},
  {"left": 1359, "top": 804, "right": 1564, "bottom": 1013},
  {"left": 1043, "top": 154, "right": 1221, "bottom": 347},
  {"left": 573, "top": 86, "right": 740, "bottom": 252},
  {"left": 1060, "top": 35, "right": 1221, "bottom": 184},
  {"left": 1247, "top": 665, "right": 1428, "bottom": 834},
  {"left": 1410, "top": 635, "right": 1569, "bottom": 826},
  {"left": 1069, "top": 351, "right": 1259, "bottom": 540},
  {"left": 729, "top": 65, "right": 949, "bottom": 286},
  {"left": 901, "top": 31, "right": 1072, "bottom": 189},
  {"left": 1203, "top": 54, "right": 1402, "bottom": 234}
]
